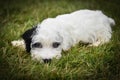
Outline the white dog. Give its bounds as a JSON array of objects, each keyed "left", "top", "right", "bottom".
[{"left": 12, "top": 10, "right": 115, "bottom": 63}]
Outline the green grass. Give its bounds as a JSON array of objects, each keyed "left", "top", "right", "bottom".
[{"left": 0, "top": 0, "right": 120, "bottom": 80}]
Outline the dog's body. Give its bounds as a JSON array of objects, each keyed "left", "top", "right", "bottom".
[{"left": 12, "top": 10, "right": 115, "bottom": 63}]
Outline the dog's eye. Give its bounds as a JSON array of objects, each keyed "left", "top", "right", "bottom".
[
  {"left": 52, "top": 42, "right": 60, "bottom": 48},
  {"left": 32, "top": 42, "right": 42, "bottom": 48}
]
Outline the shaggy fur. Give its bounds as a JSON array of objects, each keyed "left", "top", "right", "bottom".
[{"left": 12, "top": 9, "right": 115, "bottom": 63}]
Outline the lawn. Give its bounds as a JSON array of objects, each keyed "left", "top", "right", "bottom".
[{"left": 0, "top": 0, "right": 120, "bottom": 80}]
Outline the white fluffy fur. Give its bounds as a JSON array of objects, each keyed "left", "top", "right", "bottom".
[{"left": 12, "top": 10, "right": 115, "bottom": 62}]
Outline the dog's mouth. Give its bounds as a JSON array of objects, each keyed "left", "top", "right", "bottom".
[
  {"left": 32, "top": 58, "right": 53, "bottom": 63},
  {"left": 31, "top": 53, "right": 62, "bottom": 63},
  {"left": 42, "top": 59, "right": 52, "bottom": 63}
]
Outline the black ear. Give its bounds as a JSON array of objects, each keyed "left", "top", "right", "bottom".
[{"left": 21, "top": 26, "right": 37, "bottom": 53}]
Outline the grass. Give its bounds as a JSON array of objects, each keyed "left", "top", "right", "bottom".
[{"left": 0, "top": 0, "right": 120, "bottom": 80}]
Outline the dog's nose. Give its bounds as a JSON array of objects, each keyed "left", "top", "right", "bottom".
[{"left": 43, "top": 59, "right": 51, "bottom": 63}]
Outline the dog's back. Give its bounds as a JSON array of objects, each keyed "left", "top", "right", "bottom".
[{"left": 55, "top": 10, "right": 115, "bottom": 44}]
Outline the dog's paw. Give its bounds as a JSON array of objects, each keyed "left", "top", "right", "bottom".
[
  {"left": 11, "top": 39, "right": 25, "bottom": 48},
  {"left": 89, "top": 41, "right": 101, "bottom": 47}
]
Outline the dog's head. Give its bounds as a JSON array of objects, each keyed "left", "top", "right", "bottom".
[{"left": 22, "top": 26, "right": 63, "bottom": 63}]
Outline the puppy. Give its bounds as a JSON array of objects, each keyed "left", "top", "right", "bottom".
[{"left": 12, "top": 10, "right": 115, "bottom": 63}]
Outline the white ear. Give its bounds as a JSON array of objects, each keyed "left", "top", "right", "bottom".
[
  {"left": 62, "top": 41, "right": 72, "bottom": 51},
  {"left": 59, "top": 31, "right": 73, "bottom": 51}
]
